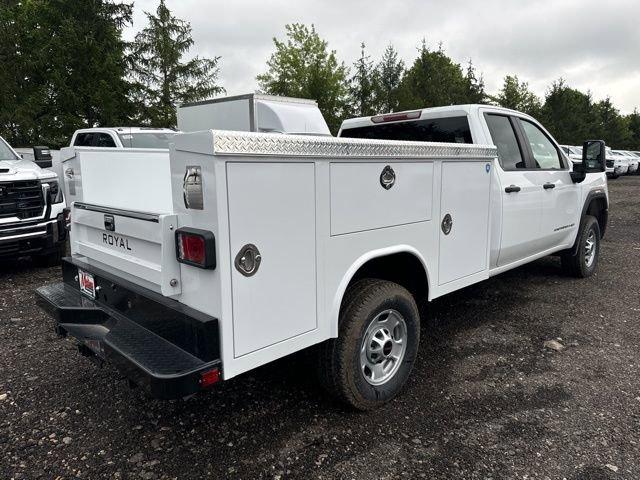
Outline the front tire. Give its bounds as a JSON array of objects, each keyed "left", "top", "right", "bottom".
[
  {"left": 317, "top": 279, "right": 420, "bottom": 410},
  {"left": 561, "top": 215, "right": 600, "bottom": 278}
]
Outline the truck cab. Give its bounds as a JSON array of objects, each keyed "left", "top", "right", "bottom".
[
  {"left": 0, "top": 135, "right": 67, "bottom": 264},
  {"left": 339, "top": 105, "right": 608, "bottom": 272}
]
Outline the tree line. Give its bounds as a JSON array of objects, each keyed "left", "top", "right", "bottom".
[{"left": 1, "top": 1, "right": 638, "bottom": 151}]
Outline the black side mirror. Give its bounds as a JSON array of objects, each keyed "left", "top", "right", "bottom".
[
  {"left": 33, "top": 146, "right": 52, "bottom": 168},
  {"left": 582, "top": 140, "right": 606, "bottom": 173}
]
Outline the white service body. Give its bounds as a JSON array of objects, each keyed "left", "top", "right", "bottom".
[{"left": 41, "top": 103, "right": 608, "bottom": 402}]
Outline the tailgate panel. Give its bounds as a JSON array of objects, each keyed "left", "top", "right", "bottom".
[{"left": 71, "top": 203, "right": 181, "bottom": 296}]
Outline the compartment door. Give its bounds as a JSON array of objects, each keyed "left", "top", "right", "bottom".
[
  {"left": 438, "top": 161, "right": 491, "bottom": 285},
  {"left": 227, "top": 162, "right": 317, "bottom": 357}
]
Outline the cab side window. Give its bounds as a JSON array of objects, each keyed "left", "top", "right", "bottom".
[
  {"left": 485, "top": 114, "right": 526, "bottom": 170},
  {"left": 73, "top": 133, "right": 94, "bottom": 146},
  {"left": 95, "top": 133, "right": 116, "bottom": 147},
  {"left": 519, "top": 120, "right": 563, "bottom": 170}
]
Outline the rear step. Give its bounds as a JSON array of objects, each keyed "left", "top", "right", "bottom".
[{"left": 36, "top": 278, "right": 221, "bottom": 399}]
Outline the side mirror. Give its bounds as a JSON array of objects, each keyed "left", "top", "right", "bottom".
[
  {"left": 33, "top": 145, "right": 52, "bottom": 168},
  {"left": 582, "top": 140, "right": 606, "bottom": 173}
]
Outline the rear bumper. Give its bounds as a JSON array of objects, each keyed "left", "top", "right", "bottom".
[
  {"left": 0, "top": 214, "right": 67, "bottom": 258},
  {"left": 36, "top": 258, "right": 222, "bottom": 399}
]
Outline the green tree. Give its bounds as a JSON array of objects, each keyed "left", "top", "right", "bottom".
[
  {"left": 624, "top": 110, "right": 640, "bottom": 150},
  {"left": 592, "top": 97, "right": 630, "bottom": 148},
  {"left": 464, "top": 60, "right": 486, "bottom": 104},
  {"left": 396, "top": 41, "right": 481, "bottom": 111},
  {"left": 372, "top": 44, "right": 405, "bottom": 113},
  {"left": 257, "top": 24, "right": 349, "bottom": 133},
  {"left": 130, "top": 0, "right": 224, "bottom": 127},
  {"left": 493, "top": 75, "right": 541, "bottom": 117},
  {"left": 540, "top": 79, "right": 594, "bottom": 145},
  {"left": 0, "top": 0, "right": 134, "bottom": 147},
  {"left": 348, "top": 43, "right": 376, "bottom": 117}
]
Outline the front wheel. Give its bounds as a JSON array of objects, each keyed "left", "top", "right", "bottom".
[
  {"left": 561, "top": 215, "right": 601, "bottom": 278},
  {"left": 317, "top": 279, "right": 420, "bottom": 410}
]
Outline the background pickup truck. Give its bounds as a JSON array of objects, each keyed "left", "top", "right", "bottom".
[
  {"left": 0, "top": 136, "right": 67, "bottom": 265},
  {"left": 37, "top": 100, "right": 608, "bottom": 410}
]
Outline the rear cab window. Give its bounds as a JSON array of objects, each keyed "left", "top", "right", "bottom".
[
  {"left": 73, "top": 133, "right": 95, "bottom": 146},
  {"left": 117, "top": 132, "right": 176, "bottom": 149},
  {"left": 339, "top": 116, "right": 473, "bottom": 144},
  {"left": 95, "top": 133, "right": 116, "bottom": 147}
]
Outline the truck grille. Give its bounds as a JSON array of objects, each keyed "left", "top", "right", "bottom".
[{"left": 0, "top": 180, "right": 45, "bottom": 220}]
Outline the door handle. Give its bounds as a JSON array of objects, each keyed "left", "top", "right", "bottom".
[
  {"left": 504, "top": 185, "right": 521, "bottom": 193},
  {"left": 543, "top": 183, "right": 556, "bottom": 190}
]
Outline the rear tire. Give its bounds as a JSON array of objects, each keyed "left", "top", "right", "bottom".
[
  {"left": 317, "top": 279, "right": 420, "bottom": 410},
  {"left": 32, "top": 243, "right": 64, "bottom": 268},
  {"left": 561, "top": 215, "right": 600, "bottom": 278}
]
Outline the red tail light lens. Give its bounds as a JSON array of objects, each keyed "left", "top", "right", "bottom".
[
  {"left": 175, "top": 228, "right": 216, "bottom": 269},
  {"left": 199, "top": 368, "right": 220, "bottom": 388}
]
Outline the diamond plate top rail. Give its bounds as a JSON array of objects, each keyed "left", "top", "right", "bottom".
[{"left": 211, "top": 130, "right": 497, "bottom": 159}]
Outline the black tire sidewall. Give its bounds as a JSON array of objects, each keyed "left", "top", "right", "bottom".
[
  {"left": 577, "top": 217, "right": 600, "bottom": 277},
  {"left": 345, "top": 285, "right": 420, "bottom": 407}
]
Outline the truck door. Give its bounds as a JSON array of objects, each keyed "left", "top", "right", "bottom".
[
  {"left": 515, "top": 118, "right": 580, "bottom": 250},
  {"left": 484, "top": 114, "right": 544, "bottom": 267}
]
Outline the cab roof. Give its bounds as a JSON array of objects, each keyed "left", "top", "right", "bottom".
[{"left": 339, "top": 104, "right": 535, "bottom": 133}]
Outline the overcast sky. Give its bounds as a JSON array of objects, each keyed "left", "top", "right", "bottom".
[{"left": 124, "top": 0, "right": 640, "bottom": 114}]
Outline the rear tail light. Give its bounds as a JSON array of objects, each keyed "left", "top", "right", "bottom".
[
  {"left": 175, "top": 227, "right": 216, "bottom": 269},
  {"left": 371, "top": 110, "right": 421, "bottom": 124},
  {"left": 199, "top": 368, "right": 220, "bottom": 388}
]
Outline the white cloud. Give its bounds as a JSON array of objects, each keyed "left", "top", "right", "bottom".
[{"left": 125, "top": 0, "right": 640, "bottom": 113}]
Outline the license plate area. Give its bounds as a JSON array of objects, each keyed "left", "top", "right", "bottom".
[{"left": 78, "top": 269, "right": 96, "bottom": 299}]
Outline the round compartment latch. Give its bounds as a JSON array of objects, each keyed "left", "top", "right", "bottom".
[
  {"left": 441, "top": 213, "right": 453, "bottom": 235},
  {"left": 235, "top": 244, "right": 262, "bottom": 277},
  {"left": 380, "top": 165, "right": 396, "bottom": 190}
]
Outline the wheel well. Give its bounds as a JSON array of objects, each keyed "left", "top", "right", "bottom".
[
  {"left": 348, "top": 252, "right": 429, "bottom": 304},
  {"left": 586, "top": 197, "right": 608, "bottom": 238}
]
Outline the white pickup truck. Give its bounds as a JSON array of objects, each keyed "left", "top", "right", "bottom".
[
  {"left": 36, "top": 102, "right": 608, "bottom": 410},
  {"left": 0, "top": 136, "right": 67, "bottom": 265}
]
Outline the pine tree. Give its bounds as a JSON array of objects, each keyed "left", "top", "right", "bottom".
[
  {"left": 397, "top": 40, "right": 477, "bottom": 111},
  {"left": 464, "top": 60, "right": 486, "bottom": 104},
  {"left": 348, "top": 43, "right": 376, "bottom": 117},
  {"left": 494, "top": 75, "right": 541, "bottom": 117},
  {"left": 130, "top": 0, "right": 224, "bottom": 127},
  {"left": 0, "top": 0, "right": 134, "bottom": 147},
  {"left": 372, "top": 45, "right": 405, "bottom": 113}
]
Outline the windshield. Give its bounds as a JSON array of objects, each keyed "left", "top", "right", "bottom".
[
  {"left": 117, "top": 132, "right": 176, "bottom": 149},
  {"left": 0, "top": 137, "right": 19, "bottom": 161}
]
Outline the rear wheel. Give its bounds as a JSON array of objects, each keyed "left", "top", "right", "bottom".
[
  {"left": 317, "top": 279, "right": 420, "bottom": 410},
  {"left": 561, "top": 215, "right": 600, "bottom": 278}
]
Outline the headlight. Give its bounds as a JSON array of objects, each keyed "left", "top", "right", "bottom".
[{"left": 47, "top": 180, "right": 64, "bottom": 204}]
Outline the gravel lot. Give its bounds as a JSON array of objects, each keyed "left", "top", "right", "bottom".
[{"left": 1, "top": 176, "right": 639, "bottom": 480}]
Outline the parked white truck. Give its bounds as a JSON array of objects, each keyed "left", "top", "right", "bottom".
[
  {"left": 0, "top": 136, "right": 67, "bottom": 264},
  {"left": 36, "top": 102, "right": 608, "bottom": 410}
]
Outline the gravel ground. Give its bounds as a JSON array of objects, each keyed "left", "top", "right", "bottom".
[{"left": 1, "top": 176, "right": 639, "bottom": 480}]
